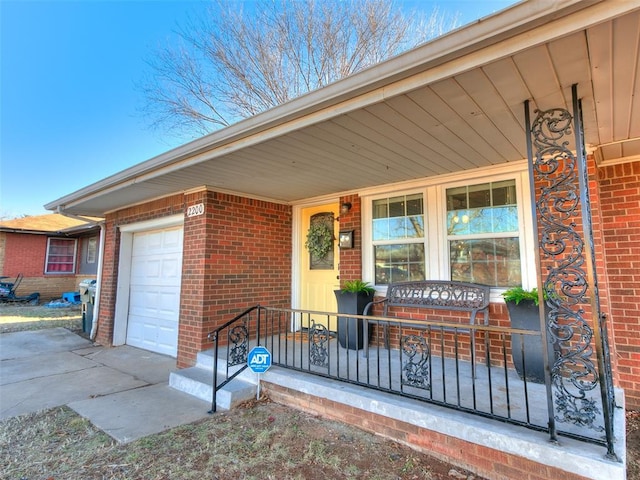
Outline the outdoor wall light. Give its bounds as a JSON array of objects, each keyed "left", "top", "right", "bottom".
[{"left": 340, "top": 202, "right": 352, "bottom": 215}]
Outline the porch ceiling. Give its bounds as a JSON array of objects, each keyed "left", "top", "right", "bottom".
[{"left": 48, "top": 0, "right": 640, "bottom": 217}]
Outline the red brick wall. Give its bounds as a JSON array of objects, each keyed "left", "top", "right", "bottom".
[
  {"left": 265, "top": 383, "right": 591, "bottom": 480},
  {"left": 3, "top": 233, "right": 46, "bottom": 275},
  {"left": 178, "top": 191, "right": 292, "bottom": 366},
  {"left": 337, "top": 195, "right": 363, "bottom": 284},
  {"left": 0, "top": 232, "right": 86, "bottom": 301},
  {"left": 96, "top": 191, "right": 292, "bottom": 367},
  {"left": 598, "top": 160, "right": 640, "bottom": 409},
  {"left": 95, "top": 195, "right": 185, "bottom": 347},
  {"left": 0, "top": 232, "right": 5, "bottom": 273}
]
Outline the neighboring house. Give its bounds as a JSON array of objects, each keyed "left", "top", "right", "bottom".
[
  {"left": 44, "top": 1, "right": 640, "bottom": 479},
  {"left": 0, "top": 214, "right": 101, "bottom": 301}
]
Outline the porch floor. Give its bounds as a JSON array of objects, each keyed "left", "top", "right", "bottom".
[
  {"left": 178, "top": 333, "right": 627, "bottom": 480},
  {"left": 259, "top": 360, "right": 626, "bottom": 480},
  {"left": 260, "top": 332, "right": 612, "bottom": 439}
]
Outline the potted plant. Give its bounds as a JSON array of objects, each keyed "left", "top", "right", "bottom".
[
  {"left": 334, "top": 280, "right": 376, "bottom": 350},
  {"left": 502, "top": 286, "right": 549, "bottom": 383}
]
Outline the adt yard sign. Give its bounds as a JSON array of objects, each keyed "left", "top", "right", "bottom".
[{"left": 248, "top": 346, "right": 272, "bottom": 373}]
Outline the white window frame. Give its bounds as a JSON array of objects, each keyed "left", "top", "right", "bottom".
[
  {"left": 370, "top": 189, "right": 428, "bottom": 284},
  {"left": 45, "top": 237, "right": 78, "bottom": 274},
  {"left": 361, "top": 162, "right": 536, "bottom": 300},
  {"left": 86, "top": 237, "right": 98, "bottom": 264}
]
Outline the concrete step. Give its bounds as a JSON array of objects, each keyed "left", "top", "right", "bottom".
[
  {"left": 169, "top": 366, "right": 256, "bottom": 410},
  {"left": 193, "top": 348, "right": 248, "bottom": 375},
  {"left": 194, "top": 349, "right": 215, "bottom": 371}
]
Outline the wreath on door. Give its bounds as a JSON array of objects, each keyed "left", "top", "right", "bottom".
[{"left": 305, "top": 222, "right": 334, "bottom": 258}]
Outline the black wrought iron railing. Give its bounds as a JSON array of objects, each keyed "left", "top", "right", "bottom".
[
  {"left": 524, "top": 86, "right": 618, "bottom": 461},
  {"left": 206, "top": 305, "right": 258, "bottom": 413},
  {"left": 206, "top": 304, "right": 616, "bottom": 456}
]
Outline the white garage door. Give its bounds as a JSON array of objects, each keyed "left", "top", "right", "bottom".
[{"left": 126, "top": 226, "right": 183, "bottom": 357}]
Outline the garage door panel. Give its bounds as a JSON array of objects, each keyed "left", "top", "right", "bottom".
[
  {"left": 128, "top": 286, "right": 180, "bottom": 321},
  {"left": 133, "top": 228, "right": 183, "bottom": 255},
  {"left": 127, "top": 314, "right": 179, "bottom": 356},
  {"left": 156, "top": 325, "right": 178, "bottom": 353},
  {"left": 126, "top": 226, "right": 183, "bottom": 357},
  {"left": 131, "top": 256, "right": 181, "bottom": 287}
]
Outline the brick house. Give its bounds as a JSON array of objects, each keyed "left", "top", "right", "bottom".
[
  {"left": 0, "top": 214, "right": 101, "bottom": 301},
  {"left": 45, "top": 2, "right": 640, "bottom": 478}
]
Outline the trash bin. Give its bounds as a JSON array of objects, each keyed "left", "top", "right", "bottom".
[{"left": 79, "top": 279, "right": 96, "bottom": 334}]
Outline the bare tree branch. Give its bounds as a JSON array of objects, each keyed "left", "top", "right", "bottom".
[{"left": 138, "top": 0, "right": 459, "bottom": 139}]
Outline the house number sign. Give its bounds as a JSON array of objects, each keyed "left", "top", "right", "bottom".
[{"left": 186, "top": 203, "right": 205, "bottom": 217}]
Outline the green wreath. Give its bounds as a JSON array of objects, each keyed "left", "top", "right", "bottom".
[{"left": 305, "top": 222, "right": 334, "bottom": 257}]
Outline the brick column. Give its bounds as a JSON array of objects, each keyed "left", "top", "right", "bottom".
[
  {"left": 177, "top": 190, "right": 293, "bottom": 367},
  {"left": 337, "top": 194, "right": 363, "bottom": 285}
]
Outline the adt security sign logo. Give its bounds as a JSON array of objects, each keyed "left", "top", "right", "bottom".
[{"left": 247, "top": 346, "right": 272, "bottom": 373}]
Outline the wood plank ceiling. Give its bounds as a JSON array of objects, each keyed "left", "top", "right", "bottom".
[{"left": 50, "top": 5, "right": 640, "bottom": 216}]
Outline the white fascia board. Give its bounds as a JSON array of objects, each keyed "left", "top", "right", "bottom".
[{"left": 47, "top": 0, "right": 635, "bottom": 214}]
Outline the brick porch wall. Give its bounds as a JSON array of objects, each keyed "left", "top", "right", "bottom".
[
  {"left": 178, "top": 190, "right": 292, "bottom": 367},
  {"left": 265, "top": 383, "right": 591, "bottom": 480},
  {"left": 598, "top": 160, "right": 640, "bottom": 409}
]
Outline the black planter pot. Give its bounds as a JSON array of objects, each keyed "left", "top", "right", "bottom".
[
  {"left": 334, "top": 290, "right": 375, "bottom": 350},
  {"left": 506, "top": 300, "right": 547, "bottom": 384}
]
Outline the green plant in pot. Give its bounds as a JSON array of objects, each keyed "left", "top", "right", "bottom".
[
  {"left": 502, "top": 286, "right": 549, "bottom": 383},
  {"left": 335, "top": 280, "right": 376, "bottom": 350},
  {"left": 501, "top": 286, "right": 544, "bottom": 306}
]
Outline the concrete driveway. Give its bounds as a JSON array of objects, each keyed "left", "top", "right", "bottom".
[{"left": 0, "top": 328, "right": 210, "bottom": 443}]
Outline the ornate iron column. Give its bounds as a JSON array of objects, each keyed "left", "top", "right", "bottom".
[{"left": 524, "top": 84, "right": 617, "bottom": 459}]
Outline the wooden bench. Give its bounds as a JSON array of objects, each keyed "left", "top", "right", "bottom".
[{"left": 363, "top": 280, "right": 491, "bottom": 359}]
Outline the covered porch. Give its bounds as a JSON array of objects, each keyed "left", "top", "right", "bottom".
[
  {"left": 170, "top": 304, "right": 625, "bottom": 480},
  {"left": 45, "top": 1, "right": 640, "bottom": 479}
]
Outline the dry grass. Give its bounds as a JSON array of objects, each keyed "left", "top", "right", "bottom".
[
  {"left": 0, "top": 402, "right": 471, "bottom": 480},
  {"left": 628, "top": 410, "right": 640, "bottom": 480},
  {"left": 0, "top": 303, "right": 82, "bottom": 333}
]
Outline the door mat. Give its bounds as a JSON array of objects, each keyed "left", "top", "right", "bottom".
[{"left": 282, "top": 332, "right": 311, "bottom": 342}]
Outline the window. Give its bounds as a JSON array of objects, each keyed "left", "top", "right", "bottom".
[
  {"left": 86, "top": 237, "right": 97, "bottom": 264},
  {"left": 372, "top": 193, "right": 425, "bottom": 284},
  {"left": 446, "top": 180, "right": 521, "bottom": 287},
  {"left": 45, "top": 238, "right": 77, "bottom": 274},
  {"left": 364, "top": 169, "right": 529, "bottom": 291}
]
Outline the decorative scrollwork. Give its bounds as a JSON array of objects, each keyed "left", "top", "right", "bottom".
[
  {"left": 555, "top": 391, "right": 603, "bottom": 430},
  {"left": 228, "top": 324, "right": 249, "bottom": 367},
  {"left": 530, "top": 106, "right": 601, "bottom": 430},
  {"left": 309, "top": 321, "right": 330, "bottom": 368},
  {"left": 401, "top": 335, "right": 430, "bottom": 390}
]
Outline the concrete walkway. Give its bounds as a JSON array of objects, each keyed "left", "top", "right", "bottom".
[{"left": 0, "top": 328, "right": 210, "bottom": 443}]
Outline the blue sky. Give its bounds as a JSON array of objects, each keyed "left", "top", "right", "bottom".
[{"left": 0, "top": 0, "right": 516, "bottom": 219}]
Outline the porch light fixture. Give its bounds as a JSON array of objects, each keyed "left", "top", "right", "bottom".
[{"left": 340, "top": 202, "right": 352, "bottom": 215}]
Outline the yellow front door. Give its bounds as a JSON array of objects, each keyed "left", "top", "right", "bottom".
[{"left": 300, "top": 203, "right": 340, "bottom": 331}]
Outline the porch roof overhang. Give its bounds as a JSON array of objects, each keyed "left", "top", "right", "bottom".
[{"left": 46, "top": 0, "right": 640, "bottom": 217}]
